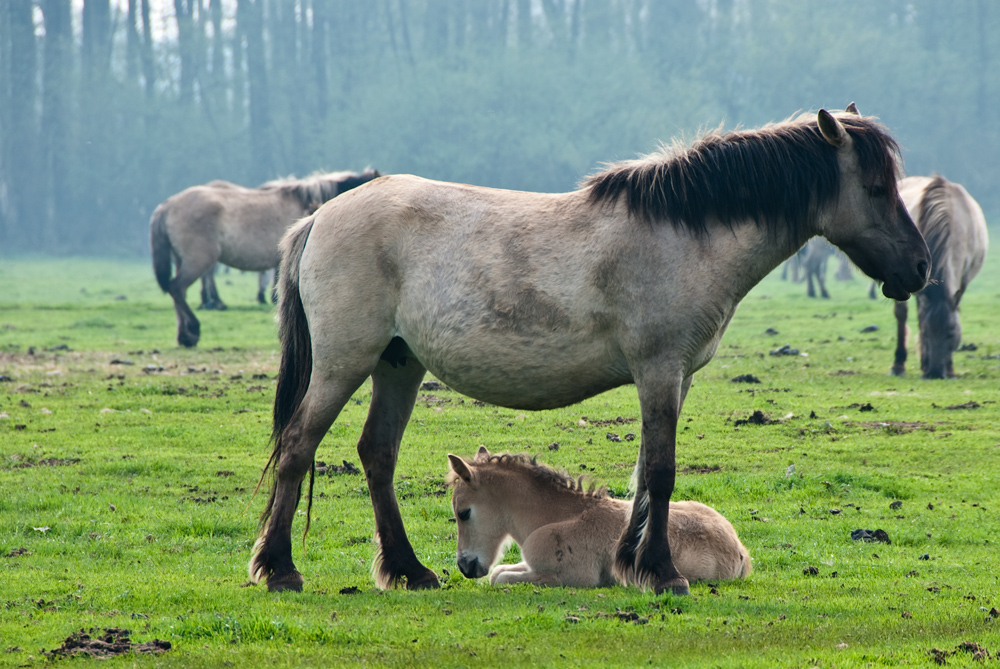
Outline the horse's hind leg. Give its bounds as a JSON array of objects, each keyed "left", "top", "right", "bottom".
[
  {"left": 360, "top": 356, "right": 439, "bottom": 590},
  {"left": 251, "top": 372, "right": 367, "bottom": 592},
  {"left": 257, "top": 270, "right": 271, "bottom": 305},
  {"left": 167, "top": 270, "right": 201, "bottom": 347},
  {"left": 891, "top": 300, "right": 908, "bottom": 376},
  {"left": 200, "top": 265, "right": 227, "bottom": 311}
]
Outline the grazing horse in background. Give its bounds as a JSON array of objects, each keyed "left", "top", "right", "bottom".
[
  {"left": 799, "top": 237, "right": 837, "bottom": 298},
  {"left": 250, "top": 105, "right": 928, "bottom": 596},
  {"left": 448, "top": 448, "right": 751, "bottom": 587},
  {"left": 891, "top": 175, "right": 988, "bottom": 379},
  {"left": 150, "top": 169, "right": 380, "bottom": 347}
]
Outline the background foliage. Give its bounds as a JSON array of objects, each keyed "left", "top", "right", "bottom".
[{"left": 0, "top": 0, "right": 997, "bottom": 256}]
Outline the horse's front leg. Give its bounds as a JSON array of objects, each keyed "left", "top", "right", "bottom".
[
  {"left": 891, "top": 300, "right": 908, "bottom": 376},
  {"left": 615, "top": 373, "right": 692, "bottom": 596},
  {"left": 359, "top": 358, "right": 440, "bottom": 590}
]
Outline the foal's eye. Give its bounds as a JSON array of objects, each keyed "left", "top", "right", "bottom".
[{"left": 457, "top": 509, "right": 471, "bottom": 522}]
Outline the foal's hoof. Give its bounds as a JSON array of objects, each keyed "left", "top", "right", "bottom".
[
  {"left": 266, "top": 570, "right": 304, "bottom": 592},
  {"left": 406, "top": 570, "right": 441, "bottom": 591},
  {"left": 656, "top": 577, "right": 691, "bottom": 596}
]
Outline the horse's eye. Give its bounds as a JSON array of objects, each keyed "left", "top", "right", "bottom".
[
  {"left": 868, "top": 185, "right": 888, "bottom": 198},
  {"left": 457, "top": 509, "right": 471, "bottom": 522}
]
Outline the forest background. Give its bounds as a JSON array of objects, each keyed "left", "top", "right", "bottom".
[{"left": 0, "top": 0, "right": 997, "bottom": 257}]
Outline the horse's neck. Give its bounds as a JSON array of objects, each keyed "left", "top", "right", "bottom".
[{"left": 696, "top": 219, "right": 811, "bottom": 303}]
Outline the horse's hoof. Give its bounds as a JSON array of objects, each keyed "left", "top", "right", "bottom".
[
  {"left": 178, "top": 334, "right": 199, "bottom": 348},
  {"left": 889, "top": 367, "right": 905, "bottom": 377},
  {"left": 406, "top": 570, "right": 441, "bottom": 591},
  {"left": 656, "top": 577, "right": 690, "bottom": 596},
  {"left": 267, "top": 570, "right": 304, "bottom": 592}
]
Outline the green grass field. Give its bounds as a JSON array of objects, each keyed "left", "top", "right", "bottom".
[{"left": 1, "top": 250, "right": 998, "bottom": 667}]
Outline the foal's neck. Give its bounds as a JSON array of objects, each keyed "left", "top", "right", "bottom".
[{"left": 500, "top": 476, "right": 597, "bottom": 544}]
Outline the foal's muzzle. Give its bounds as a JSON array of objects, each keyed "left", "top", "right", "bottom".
[{"left": 457, "top": 554, "right": 489, "bottom": 579}]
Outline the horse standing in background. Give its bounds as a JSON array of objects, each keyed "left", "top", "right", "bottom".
[
  {"left": 250, "top": 106, "right": 928, "bottom": 596},
  {"left": 150, "top": 169, "right": 380, "bottom": 347},
  {"left": 891, "top": 175, "right": 988, "bottom": 379},
  {"left": 799, "top": 237, "right": 836, "bottom": 298}
]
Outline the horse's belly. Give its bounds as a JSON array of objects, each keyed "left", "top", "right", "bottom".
[{"left": 403, "top": 333, "right": 632, "bottom": 410}]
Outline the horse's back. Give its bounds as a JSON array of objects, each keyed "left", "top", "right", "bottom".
[{"left": 899, "top": 176, "right": 988, "bottom": 296}]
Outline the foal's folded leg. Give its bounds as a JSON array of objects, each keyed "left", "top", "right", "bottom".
[{"left": 488, "top": 562, "right": 532, "bottom": 585}]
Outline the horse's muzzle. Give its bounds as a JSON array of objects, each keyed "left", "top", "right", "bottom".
[{"left": 457, "top": 554, "right": 489, "bottom": 579}]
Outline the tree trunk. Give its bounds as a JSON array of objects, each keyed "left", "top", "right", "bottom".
[
  {"left": 40, "top": 0, "right": 73, "bottom": 250},
  {"left": 1, "top": 0, "right": 40, "bottom": 248},
  {"left": 239, "top": 0, "right": 273, "bottom": 184}
]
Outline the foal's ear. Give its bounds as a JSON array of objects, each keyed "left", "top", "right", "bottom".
[
  {"left": 817, "top": 109, "right": 849, "bottom": 148},
  {"left": 845, "top": 101, "right": 860, "bottom": 116},
  {"left": 448, "top": 454, "right": 475, "bottom": 484},
  {"left": 474, "top": 446, "right": 491, "bottom": 463}
]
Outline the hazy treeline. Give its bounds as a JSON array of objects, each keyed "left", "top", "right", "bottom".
[{"left": 0, "top": 0, "right": 996, "bottom": 256}]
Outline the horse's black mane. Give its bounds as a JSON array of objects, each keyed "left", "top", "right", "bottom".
[
  {"left": 583, "top": 114, "right": 901, "bottom": 245},
  {"left": 474, "top": 452, "right": 608, "bottom": 499},
  {"left": 261, "top": 168, "right": 380, "bottom": 209}
]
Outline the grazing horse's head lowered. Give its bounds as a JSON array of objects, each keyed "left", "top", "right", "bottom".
[
  {"left": 891, "top": 175, "right": 989, "bottom": 379},
  {"left": 250, "top": 105, "right": 928, "bottom": 596}
]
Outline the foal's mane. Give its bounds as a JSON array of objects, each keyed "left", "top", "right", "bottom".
[
  {"left": 260, "top": 168, "right": 380, "bottom": 209},
  {"left": 582, "top": 113, "right": 901, "bottom": 243},
  {"left": 916, "top": 175, "right": 953, "bottom": 286},
  {"left": 452, "top": 453, "right": 608, "bottom": 499}
]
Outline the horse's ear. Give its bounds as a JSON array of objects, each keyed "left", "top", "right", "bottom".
[
  {"left": 817, "top": 109, "right": 848, "bottom": 147},
  {"left": 448, "top": 454, "right": 475, "bottom": 484},
  {"left": 845, "top": 101, "right": 860, "bottom": 116},
  {"left": 474, "top": 446, "right": 491, "bottom": 463}
]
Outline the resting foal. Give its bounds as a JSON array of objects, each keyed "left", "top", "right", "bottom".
[{"left": 448, "top": 448, "right": 751, "bottom": 588}]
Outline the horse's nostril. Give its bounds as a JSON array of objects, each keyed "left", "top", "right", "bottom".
[{"left": 917, "top": 260, "right": 929, "bottom": 280}]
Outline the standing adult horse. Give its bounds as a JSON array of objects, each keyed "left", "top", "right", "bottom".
[
  {"left": 250, "top": 106, "right": 929, "bottom": 595},
  {"left": 891, "top": 175, "right": 988, "bottom": 378},
  {"left": 150, "top": 169, "right": 380, "bottom": 347}
]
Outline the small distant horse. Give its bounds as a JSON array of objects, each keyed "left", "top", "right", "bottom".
[
  {"left": 250, "top": 105, "right": 928, "bottom": 596},
  {"left": 448, "top": 448, "right": 751, "bottom": 587},
  {"left": 150, "top": 169, "right": 380, "bottom": 347},
  {"left": 799, "top": 237, "right": 836, "bottom": 298},
  {"left": 891, "top": 175, "right": 988, "bottom": 378}
]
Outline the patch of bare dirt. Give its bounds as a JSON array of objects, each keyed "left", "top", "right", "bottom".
[{"left": 42, "top": 628, "right": 169, "bottom": 660}]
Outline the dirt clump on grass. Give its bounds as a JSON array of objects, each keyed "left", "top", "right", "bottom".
[
  {"left": 43, "top": 627, "right": 170, "bottom": 659},
  {"left": 734, "top": 410, "right": 776, "bottom": 427}
]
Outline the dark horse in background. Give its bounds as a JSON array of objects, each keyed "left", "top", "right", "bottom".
[
  {"left": 891, "top": 175, "right": 988, "bottom": 379},
  {"left": 150, "top": 169, "right": 380, "bottom": 347},
  {"left": 250, "top": 105, "right": 928, "bottom": 596}
]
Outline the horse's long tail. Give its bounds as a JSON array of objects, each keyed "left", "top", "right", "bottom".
[
  {"left": 253, "top": 216, "right": 316, "bottom": 531},
  {"left": 150, "top": 205, "right": 173, "bottom": 293}
]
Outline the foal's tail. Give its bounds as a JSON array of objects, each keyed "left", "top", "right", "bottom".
[
  {"left": 150, "top": 205, "right": 173, "bottom": 293},
  {"left": 253, "top": 216, "right": 316, "bottom": 529}
]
